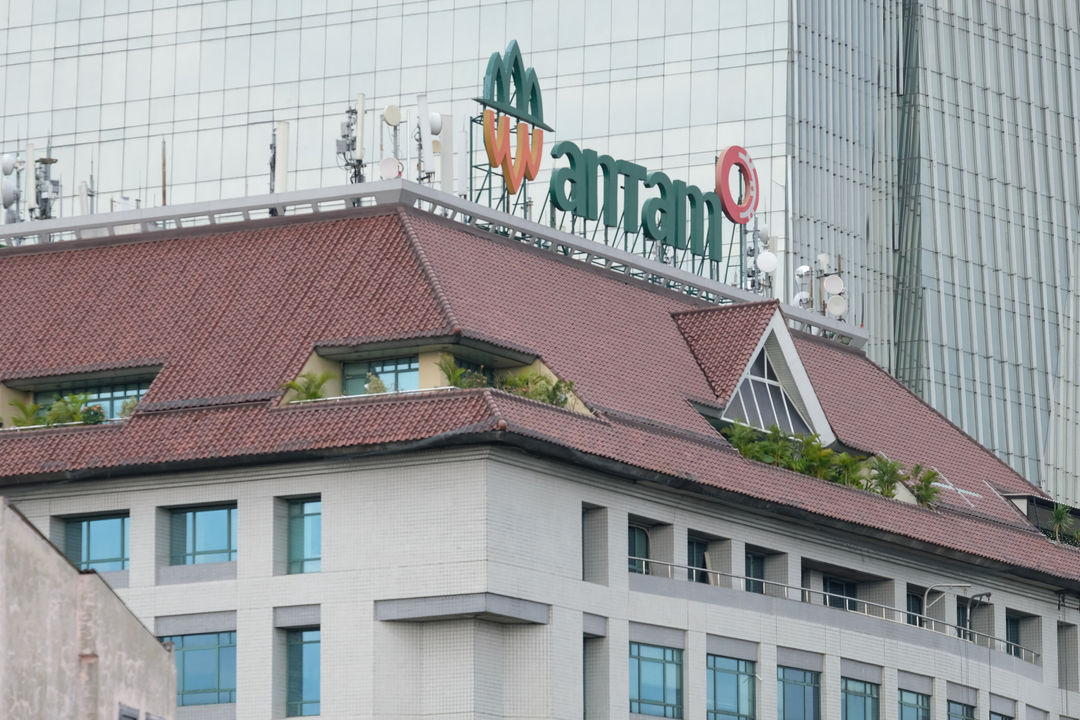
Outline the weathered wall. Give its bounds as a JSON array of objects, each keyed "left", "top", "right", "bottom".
[{"left": 0, "top": 498, "right": 175, "bottom": 720}]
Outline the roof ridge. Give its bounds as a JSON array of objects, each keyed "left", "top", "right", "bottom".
[
  {"left": 395, "top": 208, "right": 461, "bottom": 334},
  {"left": 670, "top": 299, "right": 779, "bottom": 318},
  {"left": 480, "top": 388, "right": 509, "bottom": 431}
]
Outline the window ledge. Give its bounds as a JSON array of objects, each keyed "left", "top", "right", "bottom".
[
  {"left": 158, "top": 561, "right": 237, "bottom": 586},
  {"left": 1, "top": 418, "right": 126, "bottom": 433}
]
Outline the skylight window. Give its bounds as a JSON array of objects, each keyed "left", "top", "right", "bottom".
[{"left": 723, "top": 349, "right": 811, "bottom": 435}]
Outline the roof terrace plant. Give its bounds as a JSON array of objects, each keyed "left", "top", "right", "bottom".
[
  {"left": 282, "top": 370, "right": 337, "bottom": 402},
  {"left": 437, "top": 357, "right": 573, "bottom": 408}
]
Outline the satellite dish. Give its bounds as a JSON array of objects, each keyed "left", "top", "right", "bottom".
[
  {"left": 0, "top": 154, "right": 14, "bottom": 175},
  {"left": 794, "top": 264, "right": 811, "bottom": 280},
  {"left": 378, "top": 157, "right": 399, "bottom": 180},
  {"left": 826, "top": 294, "right": 848, "bottom": 317},
  {"left": 1, "top": 179, "right": 17, "bottom": 209},
  {"left": 822, "top": 274, "right": 844, "bottom": 295},
  {"left": 756, "top": 250, "right": 778, "bottom": 274},
  {"left": 792, "top": 291, "right": 811, "bottom": 308},
  {"left": 429, "top": 112, "right": 442, "bottom": 136},
  {"left": 758, "top": 225, "right": 770, "bottom": 243},
  {"left": 382, "top": 104, "right": 402, "bottom": 127},
  {"left": 817, "top": 253, "right": 831, "bottom": 272}
]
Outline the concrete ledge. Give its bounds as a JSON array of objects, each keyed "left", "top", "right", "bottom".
[
  {"left": 630, "top": 622, "right": 685, "bottom": 649},
  {"left": 706, "top": 634, "right": 757, "bottom": 662},
  {"left": 156, "top": 610, "right": 237, "bottom": 637},
  {"left": 778, "top": 646, "right": 823, "bottom": 672},
  {"left": 374, "top": 592, "right": 550, "bottom": 624},
  {"left": 274, "top": 604, "right": 320, "bottom": 628},
  {"left": 177, "top": 704, "right": 235, "bottom": 720},
  {"left": 158, "top": 561, "right": 237, "bottom": 585},
  {"left": 583, "top": 612, "right": 607, "bottom": 638},
  {"left": 898, "top": 670, "right": 932, "bottom": 695},
  {"left": 841, "top": 657, "right": 882, "bottom": 684}
]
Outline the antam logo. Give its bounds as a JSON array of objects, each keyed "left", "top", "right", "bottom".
[
  {"left": 477, "top": 41, "right": 552, "bottom": 194},
  {"left": 715, "top": 145, "right": 759, "bottom": 224}
]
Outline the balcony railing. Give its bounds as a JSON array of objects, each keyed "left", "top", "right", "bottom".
[{"left": 628, "top": 556, "right": 1040, "bottom": 665}]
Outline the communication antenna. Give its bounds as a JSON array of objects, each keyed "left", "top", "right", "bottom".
[
  {"left": 414, "top": 94, "right": 441, "bottom": 184},
  {"left": 382, "top": 103, "right": 402, "bottom": 162},
  {"left": 23, "top": 142, "right": 61, "bottom": 221},
  {"left": 746, "top": 217, "right": 775, "bottom": 297},
  {"left": 438, "top": 114, "right": 455, "bottom": 194},
  {"left": 792, "top": 291, "right": 811, "bottom": 309},
  {"left": 337, "top": 93, "right": 366, "bottom": 184},
  {"left": 1, "top": 152, "right": 22, "bottom": 224}
]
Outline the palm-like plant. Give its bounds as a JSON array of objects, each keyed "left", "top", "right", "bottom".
[
  {"left": 1050, "top": 503, "right": 1074, "bottom": 543},
  {"left": 9, "top": 399, "right": 44, "bottom": 427},
  {"left": 828, "top": 452, "right": 865, "bottom": 488},
  {"left": 758, "top": 425, "right": 794, "bottom": 467},
  {"left": 497, "top": 370, "right": 572, "bottom": 407},
  {"left": 437, "top": 356, "right": 488, "bottom": 389},
  {"left": 282, "top": 371, "right": 337, "bottom": 401},
  {"left": 908, "top": 464, "right": 941, "bottom": 507},
  {"left": 796, "top": 434, "right": 834, "bottom": 479},
  {"left": 867, "top": 456, "right": 903, "bottom": 498}
]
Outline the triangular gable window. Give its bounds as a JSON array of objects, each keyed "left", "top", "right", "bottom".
[{"left": 723, "top": 348, "right": 811, "bottom": 435}]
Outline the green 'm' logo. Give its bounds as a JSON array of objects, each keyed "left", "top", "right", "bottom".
[{"left": 476, "top": 40, "right": 553, "bottom": 131}]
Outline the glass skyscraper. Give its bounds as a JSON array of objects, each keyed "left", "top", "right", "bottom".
[{"left": 0, "top": 1, "right": 1077, "bottom": 500}]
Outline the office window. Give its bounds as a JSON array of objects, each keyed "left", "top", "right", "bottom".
[
  {"left": 841, "top": 678, "right": 879, "bottom": 720},
  {"left": 824, "top": 576, "right": 858, "bottom": 610},
  {"left": 37, "top": 379, "right": 150, "bottom": 419},
  {"left": 946, "top": 701, "right": 975, "bottom": 720},
  {"left": 171, "top": 506, "right": 238, "bottom": 565},
  {"left": 162, "top": 632, "right": 236, "bottom": 706},
  {"left": 1005, "top": 614, "right": 1020, "bottom": 657},
  {"left": 287, "top": 628, "right": 320, "bottom": 717},
  {"left": 898, "top": 689, "right": 930, "bottom": 720},
  {"left": 707, "top": 655, "right": 754, "bottom": 720},
  {"left": 778, "top": 667, "right": 820, "bottom": 720},
  {"left": 905, "top": 592, "right": 923, "bottom": 625},
  {"left": 628, "top": 525, "right": 650, "bottom": 574},
  {"left": 722, "top": 349, "right": 811, "bottom": 435},
  {"left": 745, "top": 552, "right": 765, "bottom": 593},
  {"left": 287, "top": 498, "right": 321, "bottom": 574},
  {"left": 688, "top": 537, "right": 708, "bottom": 583},
  {"left": 630, "top": 642, "right": 682, "bottom": 717},
  {"left": 989, "top": 714, "right": 1012, "bottom": 720},
  {"left": 343, "top": 356, "right": 419, "bottom": 395},
  {"left": 64, "top": 514, "right": 129, "bottom": 571}
]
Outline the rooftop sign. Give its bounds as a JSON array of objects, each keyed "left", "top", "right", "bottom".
[{"left": 475, "top": 40, "right": 760, "bottom": 265}]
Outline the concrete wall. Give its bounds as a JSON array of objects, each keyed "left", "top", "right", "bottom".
[
  {"left": 3, "top": 447, "right": 1078, "bottom": 719},
  {"left": 0, "top": 498, "right": 174, "bottom": 720}
]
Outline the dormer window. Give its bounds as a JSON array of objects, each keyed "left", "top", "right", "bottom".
[
  {"left": 36, "top": 379, "right": 151, "bottom": 420},
  {"left": 722, "top": 348, "right": 811, "bottom": 435},
  {"left": 342, "top": 356, "right": 419, "bottom": 395}
]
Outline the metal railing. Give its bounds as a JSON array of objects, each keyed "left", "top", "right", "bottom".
[
  {"left": 0, "top": 180, "right": 868, "bottom": 347},
  {"left": 628, "top": 556, "right": 1040, "bottom": 665}
]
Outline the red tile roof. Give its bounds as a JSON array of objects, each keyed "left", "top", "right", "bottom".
[
  {"left": 0, "top": 205, "right": 1070, "bottom": 584},
  {"left": 673, "top": 301, "right": 779, "bottom": 401}
]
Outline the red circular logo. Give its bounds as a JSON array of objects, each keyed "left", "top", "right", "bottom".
[{"left": 715, "top": 146, "right": 759, "bottom": 225}]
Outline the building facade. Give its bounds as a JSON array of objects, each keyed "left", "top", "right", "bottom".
[
  {"left": 1, "top": 184, "right": 1080, "bottom": 718},
  {"left": 0, "top": 496, "right": 176, "bottom": 720},
  {"left": 1, "top": 1, "right": 1078, "bottom": 497}
]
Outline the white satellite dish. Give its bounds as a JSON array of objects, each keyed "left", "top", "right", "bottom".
[
  {"left": 758, "top": 225, "right": 770, "bottom": 244},
  {"left": 826, "top": 294, "right": 848, "bottom": 317},
  {"left": 794, "top": 264, "right": 811, "bottom": 280},
  {"left": 1, "top": 178, "right": 17, "bottom": 208},
  {"left": 383, "top": 104, "right": 402, "bottom": 127},
  {"left": 822, "top": 274, "right": 844, "bottom": 295},
  {"left": 0, "top": 154, "right": 14, "bottom": 176},
  {"left": 429, "top": 112, "right": 442, "bottom": 136},
  {"left": 792, "top": 291, "right": 811, "bottom": 308},
  {"left": 378, "top": 157, "right": 399, "bottom": 180},
  {"left": 756, "top": 250, "right": 778, "bottom": 274}
]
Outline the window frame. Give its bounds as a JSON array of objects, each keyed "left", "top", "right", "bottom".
[
  {"left": 65, "top": 513, "right": 130, "bottom": 571},
  {"left": 286, "top": 627, "right": 321, "bottom": 717},
  {"left": 35, "top": 378, "right": 151, "bottom": 420},
  {"left": 946, "top": 701, "right": 975, "bottom": 720},
  {"left": 342, "top": 355, "right": 420, "bottom": 395},
  {"left": 162, "top": 631, "right": 237, "bottom": 706},
  {"left": 629, "top": 641, "right": 683, "bottom": 718},
  {"left": 898, "top": 689, "right": 930, "bottom": 720},
  {"left": 706, "top": 654, "right": 755, "bottom": 720},
  {"left": 287, "top": 497, "right": 321, "bottom": 574},
  {"left": 722, "top": 349, "right": 811, "bottom": 435},
  {"left": 170, "top": 505, "right": 238, "bottom": 565},
  {"left": 745, "top": 552, "right": 765, "bottom": 594},
  {"left": 824, "top": 576, "right": 859, "bottom": 611},
  {"left": 628, "top": 524, "right": 650, "bottom": 574},
  {"left": 840, "top": 677, "right": 879, "bottom": 720},
  {"left": 777, "top": 666, "right": 820, "bottom": 720},
  {"left": 687, "top": 537, "right": 709, "bottom": 583}
]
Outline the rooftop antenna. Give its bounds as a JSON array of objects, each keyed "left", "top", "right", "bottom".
[
  {"left": 380, "top": 103, "right": 403, "bottom": 179},
  {"left": 27, "top": 142, "right": 61, "bottom": 221},
  {"left": 414, "top": 94, "right": 440, "bottom": 185},
  {"left": 1, "top": 151, "right": 22, "bottom": 224},
  {"left": 337, "top": 93, "right": 366, "bottom": 184}
]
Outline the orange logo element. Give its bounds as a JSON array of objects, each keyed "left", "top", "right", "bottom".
[
  {"left": 482, "top": 110, "right": 543, "bottom": 195},
  {"left": 476, "top": 40, "right": 552, "bottom": 195}
]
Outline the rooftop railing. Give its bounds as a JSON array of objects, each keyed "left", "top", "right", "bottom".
[
  {"left": 629, "top": 556, "right": 1040, "bottom": 665},
  {"left": 0, "top": 180, "right": 867, "bottom": 348}
]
